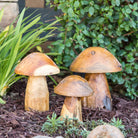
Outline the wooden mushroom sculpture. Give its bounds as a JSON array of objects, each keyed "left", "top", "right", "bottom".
[
  {"left": 87, "top": 124, "right": 124, "bottom": 138},
  {"left": 15, "top": 52, "right": 60, "bottom": 111},
  {"left": 54, "top": 75, "right": 93, "bottom": 121},
  {"left": 70, "top": 47, "right": 122, "bottom": 111}
]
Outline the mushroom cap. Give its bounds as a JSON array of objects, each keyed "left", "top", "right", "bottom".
[
  {"left": 15, "top": 52, "right": 60, "bottom": 76},
  {"left": 87, "top": 124, "right": 124, "bottom": 138},
  {"left": 70, "top": 47, "right": 122, "bottom": 73},
  {"left": 54, "top": 75, "right": 93, "bottom": 97}
]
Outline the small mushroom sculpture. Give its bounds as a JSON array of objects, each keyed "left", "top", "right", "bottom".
[
  {"left": 54, "top": 75, "right": 93, "bottom": 121},
  {"left": 87, "top": 124, "right": 124, "bottom": 138},
  {"left": 70, "top": 47, "right": 122, "bottom": 111},
  {"left": 15, "top": 52, "right": 60, "bottom": 111}
]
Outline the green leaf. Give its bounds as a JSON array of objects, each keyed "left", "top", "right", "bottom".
[
  {"left": 116, "top": 0, "right": 120, "bottom": 6},
  {"left": 68, "top": 8, "right": 74, "bottom": 17},
  {"left": 48, "top": 75, "right": 58, "bottom": 85},
  {"left": 58, "top": 44, "right": 65, "bottom": 53},
  {"left": 126, "top": 8, "right": 131, "bottom": 14},
  {"left": 83, "top": 30, "right": 90, "bottom": 36},
  {"left": 94, "top": 4, "right": 100, "bottom": 10},
  {"left": 81, "top": 0, "right": 89, "bottom": 5},
  {"left": 98, "top": 34, "right": 104, "bottom": 39},
  {"left": 133, "top": 2, "right": 138, "bottom": 10},
  {"left": 125, "top": 64, "right": 132, "bottom": 74},
  {"left": 77, "top": 35, "right": 82, "bottom": 41},
  {"left": 66, "top": 41, "right": 71, "bottom": 47},
  {"left": 127, "top": 54, "right": 135, "bottom": 62},
  {"left": 0, "top": 97, "right": 6, "bottom": 104},
  {"left": 133, "top": 11, "right": 138, "bottom": 16},
  {"left": 0, "top": 9, "right": 4, "bottom": 22},
  {"left": 130, "top": 20, "right": 136, "bottom": 28},
  {"left": 111, "top": 0, "right": 116, "bottom": 6},
  {"left": 97, "top": 17, "right": 105, "bottom": 24},
  {"left": 70, "top": 49, "right": 75, "bottom": 56},
  {"left": 118, "top": 77, "right": 125, "bottom": 84},
  {"left": 15, "top": 8, "right": 26, "bottom": 35},
  {"left": 125, "top": 25, "right": 129, "bottom": 31},
  {"left": 5, "top": 35, "right": 21, "bottom": 80},
  {"left": 89, "top": 7, "right": 94, "bottom": 16},
  {"left": 80, "top": 9, "right": 85, "bottom": 15},
  {"left": 117, "top": 37, "right": 123, "bottom": 43},
  {"left": 74, "top": 1, "right": 80, "bottom": 8}
]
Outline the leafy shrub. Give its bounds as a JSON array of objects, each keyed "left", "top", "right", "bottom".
[
  {"left": 0, "top": 8, "right": 58, "bottom": 103},
  {"left": 46, "top": 0, "right": 138, "bottom": 99}
]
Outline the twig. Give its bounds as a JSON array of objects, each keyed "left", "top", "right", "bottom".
[{"left": 123, "top": 31, "right": 134, "bottom": 36}]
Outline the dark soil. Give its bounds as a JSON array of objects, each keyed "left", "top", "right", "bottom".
[{"left": 0, "top": 75, "right": 138, "bottom": 138}]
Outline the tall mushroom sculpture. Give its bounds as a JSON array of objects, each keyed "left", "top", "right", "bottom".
[
  {"left": 54, "top": 75, "right": 93, "bottom": 121},
  {"left": 70, "top": 47, "right": 122, "bottom": 111},
  {"left": 15, "top": 52, "right": 60, "bottom": 111}
]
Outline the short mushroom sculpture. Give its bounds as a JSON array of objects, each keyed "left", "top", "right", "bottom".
[
  {"left": 87, "top": 124, "right": 124, "bottom": 138},
  {"left": 70, "top": 47, "right": 122, "bottom": 111},
  {"left": 54, "top": 75, "right": 93, "bottom": 121},
  {"left": 15, "top": 52, "right": 60, "bottom": 111}
]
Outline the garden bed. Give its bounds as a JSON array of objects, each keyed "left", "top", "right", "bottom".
[{"left": 0, "top": 75, "right": 137, "bottom": 138}]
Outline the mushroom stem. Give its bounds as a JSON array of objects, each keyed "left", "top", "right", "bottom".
[
  {"left": 25, "top": 76, "right": 49, "bottom": 111},
  {"left": 81, "top": 73, "right": 112, "bottom": 111},
  {"left": 61, "top": 97, "right": 82, "bottom": 121}
]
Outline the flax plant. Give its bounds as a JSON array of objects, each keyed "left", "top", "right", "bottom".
[{"left": 0, "top": 8, "right": 58, "bottom": 103}]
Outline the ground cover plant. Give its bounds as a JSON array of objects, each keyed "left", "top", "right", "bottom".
[
  {"left": 41, "top": 112, "right": 127, "bottom": 137},
  {"left": 0, "top": 8, "right": 58, "bottom": 103},
  {"left": 46, "top": 0, "right": 138, "bottom": 99}
]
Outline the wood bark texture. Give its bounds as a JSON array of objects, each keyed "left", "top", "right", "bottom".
[
  {"left": 54, "top": 75, "right": 92, "bottom": 97},
  {"left": 70, "top": 47, "right": 122, "bottom": 73},
  {"left": 81, "top": 73, "right": 112, "bottom": 110},
  {"left": 15, "top": 52, "right": 60, "bottom": 76},
  {"left": 61, "top": 97, "right": 82, "bottom": 121},
  {"left": 25, "top": 76, "right": 49, "bottom": 111}
]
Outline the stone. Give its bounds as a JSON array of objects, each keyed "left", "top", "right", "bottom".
[
  {"left": 0, "top": 0, "right": 18, "bottom": 1},
  {"left": 25, "top": 0, "right": 45, "bottom": 8},
  {"left": 0, "top": 2, "right": 19, "bottom": 30}
]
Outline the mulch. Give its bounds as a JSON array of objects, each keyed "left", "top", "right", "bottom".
[{"left": 0, "top": 76, "right": 138, "bottom": 138}]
